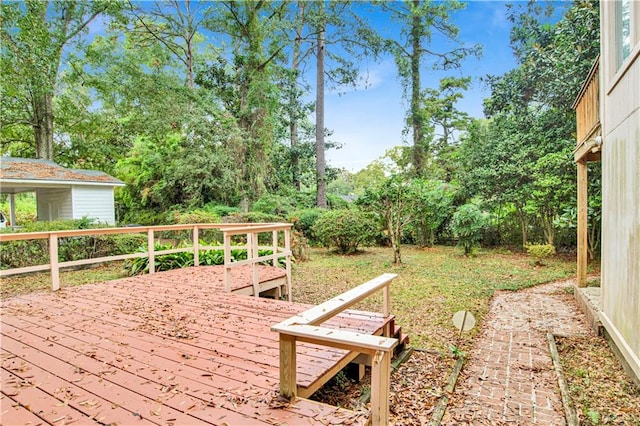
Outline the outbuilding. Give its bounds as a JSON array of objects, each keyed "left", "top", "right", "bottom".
[{"left": 0, "top": 157, "right": 124, "bottom": 226}]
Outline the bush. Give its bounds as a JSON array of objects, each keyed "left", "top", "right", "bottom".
[
  {"left": 451, "top": 204, "right": 487, "bottom": 256},
  {"left": 169, "top": 209, "right": 221, "bottom": 224},
  {"left": 312, "top": 209, "right": 376, "bottom": 254},
  {"left": 203, "top": 203, "right": 240, "bottom": 218},
  {"left": 525, "top": 243, "right": 556, "bottom": 265},
  {"left": 327, "top": 194, "right": 350, "bottom": 209},
  {"left": 123, "top": 241, "right": 284, "bottom": 276},
  {"left": 222, "top": 211, "right": 283, "bottom": 224},
  {"left": 0, "top": 219, "right": 146, "bottom": 269},
  {"left": 252, "top": 193, "right": 297, "bottom": 217},
  {"left": 288, "top": 208, "right": 324, "bottom": 244}
]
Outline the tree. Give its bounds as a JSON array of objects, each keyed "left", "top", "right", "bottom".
[
  {"left": 125, "top": 0, "right": 208, "bottom": 89},
  {"left": 357, "top": 175, "right": 412, "bottom": 264},
  {"left": 200, "top": 1, "right": 291, "bottom": 209},
  {"left": 422, "top": 76, "right": 470, "bottom": 180},
  {"left": 471, "top": 0, "right": 600, "bottom": 247},
  {"left": 451, "top": 203, "right": 486, "bottom": 255},
  {"left": 409, "top": 179, "right": 456, "bottom": 247},
  {"left": 0, "top": 0, "right": 118, "bottom": 160},
  {"left": 382, "top": 0, "right": 480, "bottom": 177}
]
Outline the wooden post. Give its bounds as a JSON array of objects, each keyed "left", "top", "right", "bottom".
[
  {"left": 279, "top": 334, "right": 297, "bottom": 400},
  {"left": 49, "top": 234, "right": 60, "bottom": 291},
  {"left": 370, "top": 350, "right": 391, "bottom": 426},
  {"left": 577, "top": 160, "right": 588, "bottom": 287},
  {"left": 272, "top": 230, "right": 278, "bottom": 267},
  {"left": 9, "top": 193, "right": 16, "bottom": 227},
  {"left": 285, "top": 228, "right": 292, "bottom": 301},
  {"left": 251, "top": 232, "right": 259, "bottom": 297},
  {"left": 383, "top": 284, "right": 391, "bottom": 337},
  {"left": 224, "top": 233, "right": 232, "bottom": 293},
  {"left": 147, "top": 229, "right": 155, "bottom": 274},
  {"left": 193, "top": 225, "right": 200, "bottom": 267}
]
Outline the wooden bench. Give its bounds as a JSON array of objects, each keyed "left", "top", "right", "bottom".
[{"left": 272, "top": 273, "right": 399, "bottom": 425}]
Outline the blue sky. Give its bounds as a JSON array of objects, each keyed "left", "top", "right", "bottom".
[{"left": 324, "top": 1, "right": 520, "bottom": 172}]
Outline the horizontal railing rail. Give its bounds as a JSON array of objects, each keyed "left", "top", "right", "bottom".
[
  {"left": 0, "top": 223, "right": 292, "bottom": 296},
  {"left": 271, "top": 273, "right": 398, "bottom": 425}
]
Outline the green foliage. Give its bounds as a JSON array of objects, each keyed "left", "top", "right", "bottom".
[
  {"left": 203, "top": 204, "right": 240, "bottom": 218},
  {"left": 356, "top": 175, "right": 412, "bottom": 263},
  {"left": 525, "top": 244, "right": 556, "bottom": 265},
  {"left": 288, "top": 208, "right": 324, "bottom": 244},
  {"left": 0, "top": 219, "right": 145, "bottom": 269},
  {"left": 252, "top": 193, "right": 297, "bottom": 217},
  {"left": 123, "top": 241, "right": 284, "bottom": 276},
  {"left": 312, "top": 209, "right": 376, "bottom": 254},
  {"left": 409, "top": 179, "right": 456, "bottom": 247},
  {"left": 222, "top": 212, "right": 283, "bottom": 224},
  {"left": 451, "top": 204, "right": 487, "bottom": 256},
  {"left": 168, "top": 210, "right": 221, "bottom": 225}
]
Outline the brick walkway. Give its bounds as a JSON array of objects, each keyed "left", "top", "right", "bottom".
[{"left": 443, "top": 279, "right": 591, "bottom": 425}]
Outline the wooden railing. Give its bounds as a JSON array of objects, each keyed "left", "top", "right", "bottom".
[
  {"left": 574, "top": 57, "right": 600, "bottom": 144},
  {"left": 271, "top": 273, "right": 399, "bottom": 426},
  {"left": 0, "top": 223, "right": 292, "bottom": 296}
]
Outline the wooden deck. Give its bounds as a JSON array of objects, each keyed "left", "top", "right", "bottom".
[
  {"left": 0, "top": 267, "right": 391, "bottom": 425},
  {"left": 163, "top": 265, "right": 289, "bottom": 298}
]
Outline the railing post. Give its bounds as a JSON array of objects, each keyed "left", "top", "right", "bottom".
[
  {"left": 272, "top": 230, "right": 278, "bottom": 267},
  {"left": 224, "top": 232, "right": 232, "bottom": 292},
  {"left": 285, "top": 227, "right": 292, "bottom": 301},
  {"left": 49, "top": 234, "right": 60, "bottom": 291},
  {"left": 279, "top": 334, "right": 297, "bottom": 400},
  {"left": 370, "top": 350, "right": 391, "bottom": 426},
  {"left": 251, "top": 231, "right": 260, "bottom": 297},
  {"left": 383, "top": 284, "right": 391, "bottom": 337},
  {"left": 193, "top": 225, "right": 200, "bottom": 267},
  {"left": 147, "top": 228, "right": 155, "bottom": 274}
]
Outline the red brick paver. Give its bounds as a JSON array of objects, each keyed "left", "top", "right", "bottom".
[{"left": 443, "top": 279, "right": 591, "bottom": 425}]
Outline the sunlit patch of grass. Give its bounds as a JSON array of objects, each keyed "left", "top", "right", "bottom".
[{"left": 293, "top": 245, "right": 578, "bottom": 351}]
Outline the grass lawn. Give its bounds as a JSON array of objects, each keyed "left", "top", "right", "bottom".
[{"left": 293, "top": 245, "right": 578, "bottom": 352}]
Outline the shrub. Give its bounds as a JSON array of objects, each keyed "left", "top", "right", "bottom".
[
  {"left": 169, "top": 210, "right": 221, "bottom": 224},
  {"left": 251, "top": 193, "right": 296, "bottom": 217},
  {"left": 222, "top": 211, "right": 283, "bottom": 224},
  {"left": 451, "top": 204, "right": 487, "bottom": 256},
  {"left": 312, "top": 209, "right": 376, "bottom": 254},
  {"left": 123, "top": 241, "right": 284, "bottom": 276},
  {"left": 525, "top": 243, "right": 556, "bottom": 265},
  {"left": 290, "top": 230, "right": 310, "bottom": 262},
  {"left": 288, "top": 208, "right": 323, "bottom": 244},
  {"left": 203, "top": 203, "right": 240, "bottom": 218},
  {"left": 327, "top": 194, "right": 350, "bottom": 210},
  {"left": 0, "top": 219, "right": 146, "bottom": 269}
]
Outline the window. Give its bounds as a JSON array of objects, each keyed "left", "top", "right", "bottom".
[{"left": 616, "top": 0, "right": 632, "bottom": 69}]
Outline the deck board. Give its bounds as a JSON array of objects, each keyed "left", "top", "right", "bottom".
[{"left": 1, "top": 268, "right": 377, "bottom": 425}]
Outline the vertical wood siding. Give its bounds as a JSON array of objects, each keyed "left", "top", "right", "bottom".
[
  {"left": 36, "top": 188, "right": 73, "bottom": 221},
  {"left": 71, "top": 186, "right": 116, "bottom": 225},
  {"left": 600, "top": 0, "right": 640, "bottom": 381}
]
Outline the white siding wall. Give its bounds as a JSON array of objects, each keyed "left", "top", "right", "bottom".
[
  {"left": 600, "top": 1, "right": 640, "bottom": 381},
  {"left": 71, "top": 186, "right": 117, "bottom": 225},
  {"left": 36, "top": 188, "right": 73, "bottom": 221}
]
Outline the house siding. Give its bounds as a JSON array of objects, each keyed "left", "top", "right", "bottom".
[
  {"left": 71, "top": 186, "right": 117, "bottom": 225},
  {"left": 600, "top": 1, "right": 640, "bottom": 382},
  {"left": 36, "top": 188, "right": 73, "bottom": 221}
]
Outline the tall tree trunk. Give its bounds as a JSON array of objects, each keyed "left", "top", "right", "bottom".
[
  {"left": 315, "top": 11, "right": 327, "bottom": 209},
  {"left": 33, "top": 93, "right": 55, "bottom": 160},
  {"left": 290, "top": 1, "right": 305, "bottom": 191},
  {"left": 410, "top": 0, "right": 425, "bottom": 177}
]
